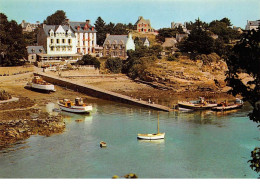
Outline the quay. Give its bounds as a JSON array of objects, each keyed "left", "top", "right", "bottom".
[{"left": 35, "top": 72, "right": 171, "bottom": 112}]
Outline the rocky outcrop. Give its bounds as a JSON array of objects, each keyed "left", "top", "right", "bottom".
[{"left": 0, "top": 115, "right": 65, "bottom": 149}]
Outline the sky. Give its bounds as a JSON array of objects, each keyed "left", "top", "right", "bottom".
[{"left": 0, "top": 0, "right": 259, "bottom": 29}]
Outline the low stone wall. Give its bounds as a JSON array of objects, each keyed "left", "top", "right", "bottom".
[
  {"left": 35, "top": 72, "right": 171, "bottom": 112},
  {"left": 0, "top": 66, "right": 34, "bottom": 76}
]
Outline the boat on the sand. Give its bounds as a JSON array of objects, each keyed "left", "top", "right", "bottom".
[{"left": 26, "top": 76, "right": 55, "bottom": 93}]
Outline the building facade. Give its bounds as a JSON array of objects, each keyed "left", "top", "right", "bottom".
[
  {"left": 103, "top": 33, "right": 135, "bottom": 59},
  {"left": 245, "top": 20, "right": 260, "bottom": 31},
  {"left": 140, "top": 37, "right": 150, "bottom": 47},
  {"left": 134, "top": 16, "right": 154, "bottom": 33},
  {"left": 21, "top": 20, "right": 40, "bottom": 32},
  {"left": 27, "top": 46, "right": 46, "bottom": 63},
  {"left": 65, "top": 19, "right": 97, "bottom": 55},
  {"left": 37, "top": 24, "right": 80, "bottom": 63}
]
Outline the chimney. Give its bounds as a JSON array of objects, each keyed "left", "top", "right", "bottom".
[
  {"left": 106, "top": 33, "right": 110, "bottom": 38},
  {"left": 86, "top": 20, "right": 90, "bottom": 24},
  {"left": 65, "top": 19, "right": 70, "bottom": 25},
  {"left": 42, "top": 24, "right": 46, "bottom": 28},
  {"left": 77, "top": 26, "right": 80, "bottom": 31},
  {"left": 138, "top": 16, "right": 143, "bottom": 20}
]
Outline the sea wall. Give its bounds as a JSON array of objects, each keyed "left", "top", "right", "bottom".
[{"left": 35, "top": 72, "right": 171, "bottom": 112}]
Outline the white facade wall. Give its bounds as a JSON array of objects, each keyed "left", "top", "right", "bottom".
[
  {"left": 126, "top": 34, "right": 135, "bottom": 51},
  {"left": 47, "top": 29, "right": 76, "bottom": 55},
  {"left": 75, "top": 32, "right": 97, "bottom": 55}
]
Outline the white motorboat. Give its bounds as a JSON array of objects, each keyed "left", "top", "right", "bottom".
[
  {"left": 178, "top": 97, "right": 217, "bottom": 110},
  {"left": 26, "top": 76, "right": 55, "bottom": 92},
  {"left": 58, "top": 98, "right": 92, "bottom": 114}
]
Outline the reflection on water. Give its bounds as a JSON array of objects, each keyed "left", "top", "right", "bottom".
[{"left": 0, "top": 101, "right": 258, "bottom": 178}]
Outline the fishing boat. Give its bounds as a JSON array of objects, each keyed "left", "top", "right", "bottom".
[
  {"left": 26, "top": 76, "right": 55, "bottom": 93},
  {"left": 58, "top": 97, "right": 93, "bottom": 114},
  {"left": 178, "top": 97, "right": 217, "bottom": 110},
  {"left": 212, "top": 99, "right": 243, "bottom": 111},
  {"left": 137, "top": 112, "right": 165, "bottom": 140}
]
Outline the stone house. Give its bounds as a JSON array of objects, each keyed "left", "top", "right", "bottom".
[
  {"left": 27, "top": 46, "right": 46, "bottom": 63},
  {"left": 103, "top": 33, "right": 135, "bottom": 59},
  {"left": 21, "top": 20, "right": 40, "bottom": 32},
  {"left": 134, "top": 16, "right": 154, "bottom": 33},
  {"left": 245, "top": 20, "right": 260, "bottom": 31},
  {"left": 161, "top": 38, "right": 178, "bottom": 56},
  {"left": 176, "top": 33, "right": 188, "bottom": 42}
]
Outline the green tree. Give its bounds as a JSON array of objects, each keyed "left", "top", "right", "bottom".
[
  {"left": 156, "top": 28, "right": 179, "bottom": 42},
  {"left": 76, "top": 54, "right": 100, "bottom": 69},
  {"left": 105, "top": 57, "right": 123, "bottom": 73},
  {"left": 94, "top": 16, "right": 106, "bottom": 46},
  {"left": 209, "top": 19, "right": 239, "bottom": 43},
  {"left": 225, "top": 27, "right": 260, "bottom": 176},
  {"left": 0, "top": 13, "right": 27, "bottom": 66},
  {"left": 44, "top": 10, "right": 66, "bottom": 25},
  {"left": 178, "top": 19, "right": 214, "bottom": 54}
]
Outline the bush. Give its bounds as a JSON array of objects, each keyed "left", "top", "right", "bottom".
[
  {"left": 105, "top": 58, "right": 123, "bottom": 73},
  {"left": 174, "top": 52, "right": 182, "bottom": 58},
  {"left": 75, "top": 54, "right": 100, "bottom": 69},
  {"left": 195, "top": 53, "right": 220, "bottom": 64},
  {"left": 167, "top": 54, "right": 176, "bottom": 61}
]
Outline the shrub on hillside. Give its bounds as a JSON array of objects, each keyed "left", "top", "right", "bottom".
[
  {"left": 105, "top": 58, "right": 123, "bottom": 73},
  {"left": 195, "top": 53, "right": 221, "bottom": 65},
  {"left": 75, "top": 54, "right": 100, "bottom": 69}
]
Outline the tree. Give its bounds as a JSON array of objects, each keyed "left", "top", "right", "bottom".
[
  {"left": 209, "top": 19, "right": 239, "bottom": 43},
  {"left": 225, "top": 27, "right": 260, "bottom": 176},
  {"left": 94, "top": 17, "right": 106, "bottom": 46},
  {"left": 178, "top": 19, "right": 214, "bottom": 54},
  {"left": 44, "top": 10, "right": 66, "bottom": 25},
  {"left": 105, "top": 57, "right": 123, "bottom": 73},
  {"left": 156, "top": 28, "right": 180, "bottom": 42},
  {"left": 0, "top": 13, "right": 27, "bottom": 66},
  {"left": 76, "top": 54, "right": 100, "bottom": 69}
]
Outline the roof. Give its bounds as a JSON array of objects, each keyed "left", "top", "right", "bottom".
[
  {"left": 27, "top": 46, "right": 46, "bottom": 54},
  {"left": 69, "top": 21, "right": 97, "bottom": 33},
  {"left": 248, "top": 20, "right": 260, "bottom": 26},
  {"left": 103, "top": 35, "right": 128, "bottom": 45},
  {"left": 140, "top": 37, "right": 149, "bottom": 44},
  {"left": 134, "top": 16, "right": 151, "bottom": 26},
  {"left": 162, "top": 38, "right": 177, "bottom": 48},
  {"left": 43, "top": 25, "right": 75, "bottom": 37},
  {"left": 37, "top": 53, "right": 81, "bottom": 57}
]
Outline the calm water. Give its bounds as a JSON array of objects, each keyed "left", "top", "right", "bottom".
[{"left": 0, "top": 100, "right": 259, "bottom": 178}]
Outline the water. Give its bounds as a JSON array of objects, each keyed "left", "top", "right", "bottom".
[{"left": 0, "top": 101, "right": 259, "bottom": 178}]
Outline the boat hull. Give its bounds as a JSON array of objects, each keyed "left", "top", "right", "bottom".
[
  {"left": 212, "top": 104, "right": 243, "bottom": 111},
  {"left": 137, "top": 133, "right": 165, "bottom": 140},
  {"left": 178, "top": 102, "right": 217, "bottom": 110},
  {"left": 27, "top": 83, "right": 56, "bottom": 92},
  {"left": 58, "top": 103, "right": 93, "bottom": 114}
]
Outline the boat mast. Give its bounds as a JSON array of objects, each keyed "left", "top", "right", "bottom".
[{"left": 157, "top": 111, "right": 159, "bottom": 134}]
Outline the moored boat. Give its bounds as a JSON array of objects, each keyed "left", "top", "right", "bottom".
[
  {"left": 137, "top": 112, "right": 165, "bottom": 140},
  {"left": 178, "top": 97, "right": 217, "bottom": 110},
  {"left": 26, "top": 76, "right": 55, "bottom": 93},
  {"left": 212, "top": 99, "right": 243, "bottom": 111},
  {"left": 58, "top": 97, "right": 93, "bottom": 114}
]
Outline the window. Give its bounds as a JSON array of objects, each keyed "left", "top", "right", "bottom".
[
  {"left": 51, "top": 46, "right": 54, "bottom": 51},
  {"left": 106, "top": 45, "right": 109, "bottom": 49},
  {"left": 51, "top": 39, "right": 53, "bottom": 44},
  {"left": 68, "top": 39, "right": 71, "bottom": 44},
  {"left": 68, "top": 47, "right": 72, "bottom": 51},
  {"left": 62, "top": 47, "right": 65, "bottom": 51},
  {"left": 106, "top": 51, "right": 109, "bottom": 56},
  {"left": 56, "top": 47, "right": 60, "bottom": 51},
  {"left": 31, "top": 55, "right": 34, "bottom": 59},
  {"left": 56, "top": 39, "right": 59, "bottom": 44}
]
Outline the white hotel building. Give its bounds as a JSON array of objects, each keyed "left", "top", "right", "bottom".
[{"left": 37, "top": 19, "right": 97, "bottom": 63}]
